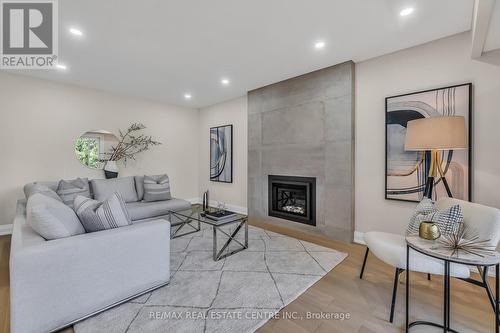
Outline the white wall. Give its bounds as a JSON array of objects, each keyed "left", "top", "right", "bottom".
[
  {"left": 0, "top": 72, "right": 200, "bottom": 225},
  {"left": 356, "top": 32, "right": 500, "bottom": 235},
  {"left": 2, "top": 31, "right": 499, "bottom": 237},
  {"left": 198, "top": 96, "right": 247, "bottom": 211}
]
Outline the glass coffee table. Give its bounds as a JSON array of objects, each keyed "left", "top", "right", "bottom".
[{"left": 169, "top": 204, "right": 248, "bottom": 261}]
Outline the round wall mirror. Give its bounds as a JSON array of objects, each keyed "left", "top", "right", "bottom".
[{"left": 74, "top": 130, "right": 119, "bottom": 169}]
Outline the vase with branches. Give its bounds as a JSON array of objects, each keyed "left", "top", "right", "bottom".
[{"left": 103, "top": 123, "right": 162, "bottom": 178}]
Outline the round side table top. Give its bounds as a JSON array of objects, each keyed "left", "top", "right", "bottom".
[{"left": 406, "top": 235, "right": 500, "bottom": 266}]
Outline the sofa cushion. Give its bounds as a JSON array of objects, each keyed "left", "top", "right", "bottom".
[
  {"left": 74, "top": 193, "right": 132, "bottom": 232},
  {"left": 126, "top": 198, "right": 191, "bottom": 221},
  {"left": 135, "top": 176, "right": 145, "bottom": 201},
  {"left": 24, "top": 183, "right": 62, "bottom": 202},
  {"left": 143, "top": 174, "right": 172, "bottom": 202},
  {"left": 91, "top": 177, "right": 138, "bottom": 203},
  {"left": 56, "top": 178, "right": 90, "bottom": 208},
  {"left": 27, "top": 193, "right": 85, "bottom": 240}
]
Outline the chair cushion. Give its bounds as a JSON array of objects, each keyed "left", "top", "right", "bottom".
[
  {"left": 91, "top": 177, "right": 138, "bottom": 203},
  {"left": 126, "top": 198, "right": 191, "bottom": 221},
  {"left": 408, "top": 198, "right": 463, "bottom": 236},
  {"left": 364, "top": 231, "right": 470, "bottom": 278},
  {"left": 56, "top": 178, "right": 90, "bottom": 208},
  {"left": 143, "top": 174, "right": 172, "bottom": 202},
  {"left": 74, "top": 193, "right": 132, "bottom": 232},
  {"left": 27, "top": 193, "right": 85, "bottom": 240},
  {"left": 436, "top": 198, "right": 500, "bottom": 248}
]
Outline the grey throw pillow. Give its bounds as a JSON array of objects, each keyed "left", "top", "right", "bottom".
[
  {"left": 143, "top": 174, "right": 172, "bottom": 202},
  {"left": 24, "top": 184, "right": 62, "bottom": 202},
  {"left": 74, "top": 192, "right": 132, "bottom": 233},
  {"left": 56, "top": 178, "right": 90, "bottom": 208},
  {"left": 407, "top": 198, "right": 463, "bottom": 236},
  {"left": 27, "top": 193, "right": 85, "bottom": 240},
  {"left": 134, "top": 176, "right": 145, "bottom": 201},
  {"left": 91, "top": 177, "right": 138, "bottom": 203}
]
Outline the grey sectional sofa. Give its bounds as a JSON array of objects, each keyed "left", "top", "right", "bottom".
[{"left": 10, "top": 176, "right": 192, "bottom": 333}]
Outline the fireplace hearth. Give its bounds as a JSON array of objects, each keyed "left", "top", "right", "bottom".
[{"left": 268, "top": 175, "right": 316, "bottom": 226}]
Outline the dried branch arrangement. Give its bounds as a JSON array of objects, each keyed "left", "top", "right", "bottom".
[
  {"left": 107, "top": 123, "right": 161, "bottom": 164},
  {"left": 434, "top": 224, "right": 495, "bottom": 258}
]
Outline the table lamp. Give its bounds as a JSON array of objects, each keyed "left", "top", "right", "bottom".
[{"left": 405, "top": 116, "right": 467, "bottom": 199}]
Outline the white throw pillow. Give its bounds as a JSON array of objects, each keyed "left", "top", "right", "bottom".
[{"left": 27, "top": 193, "right": 85, "bottom": 240}]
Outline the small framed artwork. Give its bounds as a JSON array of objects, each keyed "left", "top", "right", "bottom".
[
  {"left": 385, "top": 83, "right": 472, "bottom": 202},
  {"left": 210, "top": 124, "right": 233, "bottom": 183}
]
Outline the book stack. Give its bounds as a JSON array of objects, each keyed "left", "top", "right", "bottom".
[{"left": 205, "top": 210, "right": 237, "bottom": 223}]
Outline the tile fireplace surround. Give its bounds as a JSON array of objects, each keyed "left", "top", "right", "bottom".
[{"left": 248, "top": 61, "right": 355, "bottom": 242}]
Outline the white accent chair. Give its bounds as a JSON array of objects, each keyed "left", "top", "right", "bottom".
[{"left": 359, "top": 198, "right": 500, "bottom": 323}]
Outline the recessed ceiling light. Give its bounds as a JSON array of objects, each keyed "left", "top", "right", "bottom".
[
  {"left": 69, "top": 28, "right": 83, "bottom": 36},
  {"left": 314, "top": 41, "right": 326, "bottom": 49},
  {"left": 184, "top": 93, "right": 192, "bottom": 100},
  {"left": 56, "top": 64, "right": 67, "bottom": 70},
  {"left": 221, "top": 78, "right": 230, "bottom": 86},
  {"left": 400, "top": 7, "right": 414, "bottom": 16}
]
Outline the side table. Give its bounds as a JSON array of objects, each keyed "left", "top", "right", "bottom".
[{"left": 406, "top": 235, "right": 500, "bottom": 333}]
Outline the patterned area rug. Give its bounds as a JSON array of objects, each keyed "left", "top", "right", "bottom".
[{"left": 74, "top": 224, "right": 347, "bottom": 333}]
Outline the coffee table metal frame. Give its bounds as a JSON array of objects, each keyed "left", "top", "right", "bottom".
[{"left": 169, "top": 205, "right": 248, "bottom": 261}]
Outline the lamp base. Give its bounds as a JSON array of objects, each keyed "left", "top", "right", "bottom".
[
  {"left": 423, "top": 176, "right": 453, "bottom": 199},
  {"left": 422, "top": 150, "right": 454, "bottom": 200}
]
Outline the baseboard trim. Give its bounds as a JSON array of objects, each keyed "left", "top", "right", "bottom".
[
  {"left": 0, "top": 224, "right": 13, "bottom": 236},
  {"left": 354, "top": 231, "right": 365, "bottom": 245},
  {"left": 186, "top": 197, "right": 201, "bottom": 205},
  {"left": 187, "top": 198, "right": 248, "bottom": 215}
]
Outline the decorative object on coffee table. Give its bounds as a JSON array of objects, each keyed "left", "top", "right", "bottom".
[
  {"left": 202, "top": 190, "right": 209, "bottom": 211},
  {"left": 418, "top": 221, "right": 441, "bottom": 240},
  {"left": 210, "top": 124, "right": 232, "bottom": 183},
  {"left": 104, "top": 123, "right": 162, "bottom": 179}
]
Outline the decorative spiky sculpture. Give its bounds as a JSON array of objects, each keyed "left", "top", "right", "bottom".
[{"left": 433, "top": 224, "right": 495, "bottom": 258}]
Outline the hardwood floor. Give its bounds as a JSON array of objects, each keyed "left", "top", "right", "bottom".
[{"left": 0, "top": 221, "right": 496, "bottom": 333}]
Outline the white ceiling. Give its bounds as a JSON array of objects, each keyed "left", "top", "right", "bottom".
[{"left": 15, "top": 0, "right": 476, "bottom": 108}]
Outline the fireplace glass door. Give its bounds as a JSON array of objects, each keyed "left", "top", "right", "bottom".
[{"left": 268, "top": 175, "right": 316, "bottom": 226}]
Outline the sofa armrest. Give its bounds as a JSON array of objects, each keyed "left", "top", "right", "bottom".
[{"left": 10, "top": 219, "right": 170, "bottom": 333}]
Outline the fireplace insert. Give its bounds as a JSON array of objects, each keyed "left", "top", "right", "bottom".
[{"left": 268, "top": 175, "right": 316, "bottom": 226}]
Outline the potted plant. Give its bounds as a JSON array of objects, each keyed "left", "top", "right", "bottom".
[{"left": 103, "top": 123, "right": 161, "bottom": 178}]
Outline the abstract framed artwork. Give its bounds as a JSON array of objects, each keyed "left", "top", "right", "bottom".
[
  {"left": 385, "top": 83, "right": 472, "bottom": 202},
  {"left": 210, "top": 124, "right": 233, "bottom": 183}
]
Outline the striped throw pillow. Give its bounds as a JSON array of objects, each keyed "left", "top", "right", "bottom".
[
  {"left": 143, "top": 174, "right": 172, "bottom": 202},
  {"left": 407, "top": 198, "right": 463, "bottom": 236},
  {"left": 57, "top": 178, "right": 90, "bottom": 208},
  {"left": 74, "top": 192, "right": 131, "bottom": 232}
]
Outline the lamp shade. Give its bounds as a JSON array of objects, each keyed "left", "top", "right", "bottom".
[{"left": 405, "top": 116, "right": 467, "bottom": 151}]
